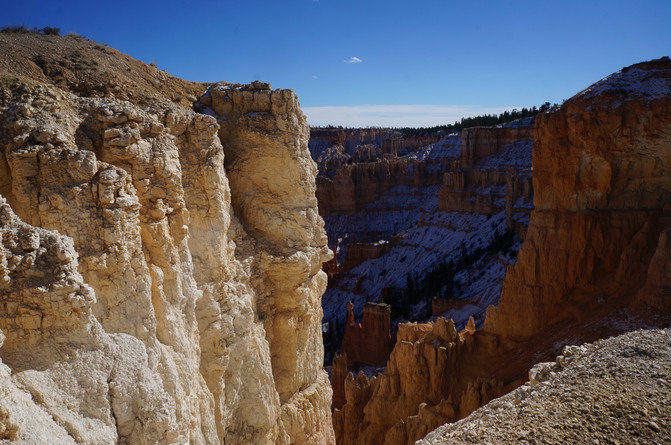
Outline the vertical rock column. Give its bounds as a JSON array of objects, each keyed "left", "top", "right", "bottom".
[{"left": 204, "top": 82, "right": 335, "bottom": 444}]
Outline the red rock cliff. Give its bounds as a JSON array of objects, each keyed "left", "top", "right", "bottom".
[
  {"left": 341, "top": 302, "right": 395, "bottom": 368},
  {"left": 333, "top": 58, "right": 671, "bottom": 444}
]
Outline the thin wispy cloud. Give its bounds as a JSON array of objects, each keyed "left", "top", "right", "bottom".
[
  {"left": 303, "top": 104, "right": 518, "bottom": 128},
  {"left": 312, "top": 75, "right": 318, "bottom": 79},
  {"left": 344, "top": 56, "right": 363, "bottom": 64}
]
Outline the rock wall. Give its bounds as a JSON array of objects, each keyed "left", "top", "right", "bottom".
[
  {"left": 487, "top": 58, "right": 671, "bottom": 339},
  {"left": 0, "top": 35, "right": 334, "bottom": 444},
  {"left": 316, "top": 157, "right": 450, "bottom": 217},
  {"left": 309, "top": 128, "right": 439, "bottom": 164},
  {"left": 333, "top": 318, "right": 485, "bottom": 445},
  {"left": 333, "top": 58, "right": 671, "bottom": 444},
  {"left": 438, "top": 120, "right": 534, "bottom": 237}
]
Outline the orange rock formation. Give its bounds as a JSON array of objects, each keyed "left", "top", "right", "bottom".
[
  {"left": 341, "top": 302, "right": 394, "bottom": 368},
  {"left": 333, "top": 58, "right": 671, "bottom": 444}
]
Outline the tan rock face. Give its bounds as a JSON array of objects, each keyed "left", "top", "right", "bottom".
[
  {"left": 333, "top": 59, "right": 671, "bottom": 444},
  {"left": 0, "top": 36, "right": 334, "bottom": 444}
]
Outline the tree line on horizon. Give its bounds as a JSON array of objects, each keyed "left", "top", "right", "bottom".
[{"left": 312, "top": 102, "right": 556, "bottom": 135}]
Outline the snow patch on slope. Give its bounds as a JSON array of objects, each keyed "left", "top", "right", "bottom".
[{"left": 576, "top": 68, "right": 671, "bottom": 102}]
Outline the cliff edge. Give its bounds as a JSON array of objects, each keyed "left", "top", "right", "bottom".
[
  {"left": 0, "top": 32, "right": 334, "bottom": 443},
  {"left": 419, "top": 328, "right": 671, "bottom": 444}
]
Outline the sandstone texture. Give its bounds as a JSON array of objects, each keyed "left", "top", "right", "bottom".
[
  {"left": 0, "top": 32, "right": 334, "bottom": 444},
  {"left": 333, "top": 58, "right": 671, "bottom": 444},
  {"left": 487, "top": 58, "right": 671, "bottom": 338},
  {"left": 420, "top": 329, "right": 671, "bottom": 445}
]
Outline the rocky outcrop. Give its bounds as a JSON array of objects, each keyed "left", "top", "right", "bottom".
[
  {"left": 0, "top": 34, "right": 334, "bottom": 444},
  {"left": 333, "top": 317, "right": 487, "bottom": 445},
  {"left": 316, "top": 156, "right": 451, "bottom": 217},
  {"left": 333, "top": 58, "right": 671, "bottom": 444},
  {"left": 310, "top": 128, "right": 448, "bottom": 217},
  {"left": 487, "top": 58, "right": 671, "bottom": 339},
  {"left": 341, "top": 302, "right": 394, "bottom": 368},
  {"left": 420, "top": 328, "right": 671, "bottom": 445},
  {"left": 309, "top": 128, "right": 440, "bottom": 174},
  {"left": 330, "top": 353, "right": 349, "bottom": 410},
  {"left": 330, "top": 302, "right": 395, "bottom": 411}
]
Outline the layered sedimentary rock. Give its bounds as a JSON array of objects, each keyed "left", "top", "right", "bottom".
[
  {"left": 333, "top": 58, "right": 671, "bottom": 444},
  {"left": 310, "top": 128, "right": 440, "bottom": 172},
  {"left": 319, "top": 123, "right": 533, "bottom": 362},
  {"left": 487, "top": 58, "right": 671, "bottom": 339},
  {"left": 315, "top": 153, "right": 451, "bottom": 217},
  {"left": 0, "top": 33, "right": 334, "bottom": 444},
  {"left": 438, "top": 119, "right": 534, "bottom": 238}
]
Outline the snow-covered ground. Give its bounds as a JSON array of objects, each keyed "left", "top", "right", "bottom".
[
  {"left": 323, "top": 209, "right": 517, "bottom": 330},
  {"left": 576, "top": 67, "right": 671, "bottom": 102},
  {"left": 496, "top": 116, "right": 535, "bottom": 128},
  {"left": 404, "top": 134, "right": 461, "bottom": 160},
  {"left": 318, "top": 130, "right": 534, "bottom": 364},
  {"left": 476, "top": 140, "right": 533, "bottom": 169}
]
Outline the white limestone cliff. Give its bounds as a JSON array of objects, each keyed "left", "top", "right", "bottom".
[{"left": 0, "top": 74, "right": 334, "bottom": 443}]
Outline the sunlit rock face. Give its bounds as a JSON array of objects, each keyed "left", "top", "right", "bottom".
[
  {"left": 487, "top": 57, "right": 671, "bottom": 338},
  {"left": 0, "top": 33, "right": 334, "bottom": 444},
  {"left": 332, "top": 58, "right": 671, "bottom": 445}
]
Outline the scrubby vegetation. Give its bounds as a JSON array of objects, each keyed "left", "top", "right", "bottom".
[
  {"left": 395, "top": 103, "right": 555, "bottom": 136},
  {"left": 1, "top": 25, "right": 61, "bottom": 35},
  {"left": 382, "top": 227, "right": 517, "bottom": 320}
]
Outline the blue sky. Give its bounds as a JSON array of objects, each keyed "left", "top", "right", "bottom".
[{"left": 5, "top": 0, "right": 671, "bottom": 126}]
